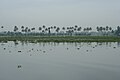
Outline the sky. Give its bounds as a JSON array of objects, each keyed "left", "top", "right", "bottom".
[{"left": 0, "top": 0, "right": 120, "bottom": 31}]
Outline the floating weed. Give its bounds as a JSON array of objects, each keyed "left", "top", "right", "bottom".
[
  {"left": 18, "top": 51, "right": 22, "bottom": 52},
  {"left": 17, "top": 65, "right": 22, "bottom": 69},
  {"left": 77, "top": 47, "right": 80, "bottom": 50},
  {"left": 86, "top": 50, "right": 89, "bottom": 52},
  {"left": 93, "top": 47, "right": 95, "bottom": 48},
  {"left": 113, "top": 47, "right": 116, "bottom": 49}
]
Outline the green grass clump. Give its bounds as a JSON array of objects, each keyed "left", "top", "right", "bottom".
[{"left": 0, "top": 36, "right": 120, "bottom": 43}]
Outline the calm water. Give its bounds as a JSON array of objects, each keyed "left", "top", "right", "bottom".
[{"left": 0, "top": 41, "right": 120, "bottom": 80}]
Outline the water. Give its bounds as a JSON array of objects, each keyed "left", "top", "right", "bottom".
[{"left": 0, "top": 41, "right": 120, "bottom": 80}]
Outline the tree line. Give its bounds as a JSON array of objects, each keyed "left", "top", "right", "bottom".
[{"left": 0, "top": 25, "right": 120, "bottom": 36}]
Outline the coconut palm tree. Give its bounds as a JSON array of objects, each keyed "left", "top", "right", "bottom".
[
  {"left": 109, "top": 27, "right": 112, "bottom": 31},
  {"left": 54, "top": 26, "right": 56, "bottom": 29},
  {"left": 99, "top": 27, "right": 103, "bottom": 32},
  {"left": 25, "top": 27, "right": 28, "bottom": 33},
  {"left": 42, "top": 25, "right": 46, "bottom": 29},
  {"left": 1, "top": 26, "right": 4, "bottom": 28},
  {"left": 51, "top": 26, "right": 53, "bottom": 29},
  {"left": 62, "top": 27, "right": 65, "bottom": 30},
  {"left": 96, "top": 26, "right": 100, "bottom": 32},
  {"left": 31, "top": 28, "right": 35, "bottom": 34},
  {"left": 75, "top": 25, "right": 78, "bottom": 28},
  {"left": 28, "top": 29, "right": 31, "bottom": 32},
  {"left": 21, "top": 26, "right": 25, "bottom": 33},
  {"left": 106, "top": 26, "right": 109, "bottom": 32},
  {"left": 56, "top": 27, "right": 60, "bottom": 34},
  {"left": 14, "top": 26, "right": 18, "bottom": 32},
  {"left": 1, "top": 26, "right": 4, "bottom": 32},
  {"left": 39, "top": 27, "right": 42, "bottom": 33}
]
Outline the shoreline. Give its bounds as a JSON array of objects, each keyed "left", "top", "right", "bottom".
[{"left": 0, "top": 36, "right": 120, "bottom": 42}]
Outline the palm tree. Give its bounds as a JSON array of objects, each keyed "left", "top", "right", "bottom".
[
  {"left": 99, "top": 27, "right": 103, "bottom": 32},
  {"left": 1, "top": 26, "right": 4, "bottom": 28},
  {"left": 31, "top": 28, "right": 35, "bottom": 33},
  {"left": 106, "top": 26, "right": 109, "bottom": 32},
  {"left": 75, "top": 25, "right": 78, "bottom": 28},
  {"left": 42, "top": 30, "right": 45, "bottom": 33},
  {"left": 89, "top": 27, "right": 92, "bottom": 32},
  {"left": 102, "top": 27, "right": 105, "bottom": 32},
  {"left": 115, "top": 26, "right": 120, "bottom": 36},
  {"left": 31, "top": 28, "right": 35, "bottom": 30},
  {"left": 54, "top": 26, "right": 56, "bottom": 29},
  {"left": 86, "top": 27, "right": 89, "bottom": 32},
  {"left": 39, "top": 27, "right": 42, "bottom": 33},
  {"left": 96, "top": 26, "right": 100, "bottom": 32},
  {"left": 42, "top": 25, "right": 46, "bottom": 29},
  {"left": 14, "top": 26, "right": 18, "bottom": 32},
  {"left": 28, "top": 29, "right": 31, "bottom": 32},
  {"left": 62, "top": 27, "right": 65, "bottom": 30},
  {"left": 109, "top": 27, "right": 112, "bottom": 32},
  {"left": 21, "top": 26, "right": 24, "bottom": 29},
  {"left": 21, "top": 26, "right": 24, "bottom": 33},
  {"left": 25, "top": 27, "right": 28, "bottom": 33},
  {"left": 83, "top": 28, "right": 87, "bottom": 32},
  {"left": 51, "top": 26, "right": 53, "bottom": 29},
  {"left": 77, "top": 27, "right": 82, "bottom": 33},
  {"left": 56, "top": 27, "right": 60, "bottom": 34},
  {"left": 109, "top": 27, "right": 112, "bottom": 31},
  {"left": 1, "top": 26, "right": 4, "bottom": 32}
]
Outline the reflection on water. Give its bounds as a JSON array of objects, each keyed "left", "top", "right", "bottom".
[{"left": 0, "top": 41, "right": 120, "bottom": 80}]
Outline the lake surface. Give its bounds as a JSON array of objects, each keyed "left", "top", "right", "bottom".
[{"left": 0, "top": 41, "right": 120, "bottom": 80}]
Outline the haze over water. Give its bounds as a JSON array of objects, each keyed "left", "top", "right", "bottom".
[{"left": 0, "top": 42, "right": 120, "bottom": 80}]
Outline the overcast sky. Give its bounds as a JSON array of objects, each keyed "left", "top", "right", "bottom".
[{"left": 0, "top": 0, "right": 120, "bottom": 31}]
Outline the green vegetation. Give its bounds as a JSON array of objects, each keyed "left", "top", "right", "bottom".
[
  {"left": 0, "top": 25, "right": 120, "bottom": 43},
  {"left": 0, "top": 36, "right": 120, "bottom": 43}
]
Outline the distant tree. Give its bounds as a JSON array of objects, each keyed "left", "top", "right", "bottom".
[
  {"left": 28, "top": 29, "right": 31, "bottom": 32},
  {"left": 42, "top": 25, "right": 46, "bottom": 28},
  {"left": 54, "top": 26, "right": 56, "bottom": 29},
  {"left": 115, "top": 26, "right": 120, "bottom": 36},
  {"left": 83, "top": 28, "right": 87, "bottom": 32},
  {"left": 102, "top": 27, "right": 106, "bottom": 32},
  {"left": 42, "top": 30, "right": 45, "bottom": 33},
  {"left": 109, "top": 27, "right": 112, "bottom": 31},
  {"left": 21, "top": 26, "right": 24, "bottom": 29},
  {"left": 89, "top": 27, "right": 92, "bottom": 32},
  {"left": 56, "top": 27, "right": 60, "bottom": 33},
  {"left": 77, "top": 27, "right": 82, "bottom": 32},
  {"left": 99, "top": 27, "right": 103, "bottom": 32},
  {"left": 31, "top": 28, "right": 35, "bottom": 33},
  {"left": 1, "top": 26, "right": 4, "bottom": 32},
  {"left": 14, "top": 26, "right": 18, "bottom": 32},
  {"left": 96, "top": 26, "right": 100, "bottom": 32},
  {"left": 75, "top": 25, "right": 78, "bottom": 28},
  {"left": 39, "top": 27, "right": 42, "bottom": 31},
  {"left": 21, "top": 26, "right": 25, "bottom": 32},
  {"left": 25, "top": 27, "right": 28, "bottom": 33},
  {"left": 106, "top": 26, "right": 109, "bottom": 31},
  {"left": 1, "top": 26, "right": 4, "bottom": 28},
  {"left": 117, "top": 26, "right": 120, "bottom": 31},
  {"left": 31, "top": 28, "right": 35, "bottom": 30},
  {"left": 51, "top": 26, "right": 53, "bottom": 29},
  {"left": 62, "top": 27, "right": 65, "bottom": 30}
]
